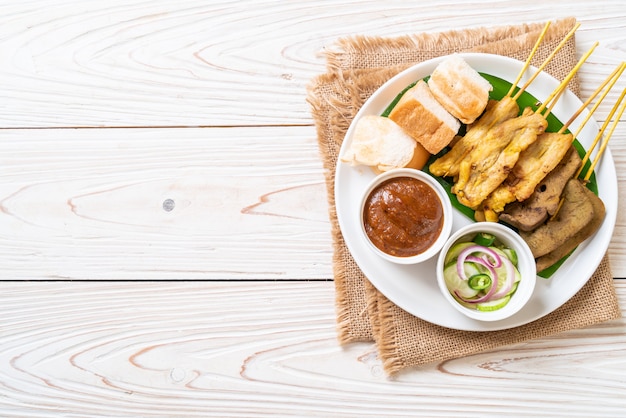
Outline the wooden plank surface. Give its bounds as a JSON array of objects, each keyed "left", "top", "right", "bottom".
[
  {"left": 0, "top": 1, "right": 623, "bottom": 128},
  {"left": 0, "top": 127, "right": 331, "bottom": 280},
  {"left": 1, "top": 0, "right": 626, "bottom": 416},
  {"left": 1, "top": 281, "right": 625, "bottom": 417}
]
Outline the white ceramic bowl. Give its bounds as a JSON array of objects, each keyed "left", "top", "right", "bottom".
[
  {"left": 436, "top": 222, "right": 537, "bottom": 322},
  {"left": 359, "top": 168, "right": 453, "bottom": 264}
]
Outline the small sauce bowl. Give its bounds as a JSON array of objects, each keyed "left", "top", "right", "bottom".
[
  {"left": 436, "top": 222, "right": 537, "bottom": 321},
  {"left": 360, "top": 168, "right": 453, "bottom": 264}
]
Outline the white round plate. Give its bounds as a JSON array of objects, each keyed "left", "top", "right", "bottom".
[{"left": 335, "top": 53, "right": 617, "bottom": 331}]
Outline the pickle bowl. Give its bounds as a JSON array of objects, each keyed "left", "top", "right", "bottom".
[
  {"left": 359, "top": 168, "right": 453, "bottom": 265},
  {"left": 436, "top": 222, "right": 537, "bottom": 322}
]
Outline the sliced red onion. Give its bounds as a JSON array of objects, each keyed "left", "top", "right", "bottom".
[
  {"left": 455, "top": 245, "right": 502, "bottom": 280},
  {"left": 465, "top": 255, "right": 495, "bottom": 268},
  {"left": 490, "top": 255, "right": 516, "bottom": 299}
]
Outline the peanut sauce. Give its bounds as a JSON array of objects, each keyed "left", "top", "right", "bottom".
[{"left": 363, "top": 176, "right": 444, "bottom": 257}]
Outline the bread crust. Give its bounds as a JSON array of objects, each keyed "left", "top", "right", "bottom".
[
  {"left": 428, "top": 54, "right": 492, "bottom": 124},
  {"left": 388, "top": 81, "right": 460, "bottom": 154},
  {"left": 340, "top": 115, "right": 429, "bottom": 172}
]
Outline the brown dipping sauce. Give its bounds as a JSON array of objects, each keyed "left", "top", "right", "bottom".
[{"left": 363, "top": 176, "right": 444, "bottom": 257}]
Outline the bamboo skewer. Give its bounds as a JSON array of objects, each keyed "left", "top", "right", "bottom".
[
  {"left": 577, "top": 84, "right": 626, "bottom": 179},
  {"left": 512, "top": 22, "right": 581, "bottom": 101},
  {"left": 539, "top": 83, "right": 567, "bottom": 119},
  {"left": 564, "top": 62, "right": 626, "bottom": 132},
  {"left": 551, "top": 82, "right": 626, "bottom": 220},
  {"left": 546, "top": 62, "right": 625, "bottom": 136},
  {"left": 583, "top": 86, "right": 626, "bottom": 183},
  {"left": 506, "top": 21, "right": 552, "bottom": 97},
  {"left": 535, "top": 42, "right": 599, "bottom": 114}
]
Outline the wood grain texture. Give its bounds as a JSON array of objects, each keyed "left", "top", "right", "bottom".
[
  {"left": 0, "top": 1, "right": 623, "bottom": 128},
  {"left": 0, "top": 127, "right": 331, "bottom": 280},
  {"left": 1, "top": 1, "right": 626, "bottom": 416},
  {"left": 0, "top": 281, "right": 625, "bottom": 417}
]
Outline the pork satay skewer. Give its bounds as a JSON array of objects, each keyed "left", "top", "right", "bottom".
[
  {"left": 550, "top": 84, "right": 626, "bottom": 220},
  {"left": 530, "top": 66, "right": 623, "bottom": 216},
  {"left": 480, "top": 62, "right": 622, "bottom": 220},
  {"left": 491, "top": 44, "right": 599, "bottom": 197},
  {"left": 506, "top": 72, "right": 615, "bottom": 194}
]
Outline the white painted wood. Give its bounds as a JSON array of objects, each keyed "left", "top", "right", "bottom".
[
  {"left": 0, "top": 1, "right": 623, "bottom": 128},
  {"left": 0, "top": 281, "right": 625, "bottom": 417},
  {"left": 1, "top": 1, "right": 626, "bottom": 416},
  {"left": 0, "top": 127, "right": 332, "bottom": 280}
]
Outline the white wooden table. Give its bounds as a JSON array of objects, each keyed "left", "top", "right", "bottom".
[{"left": 1, "top": 1, "right": 625, "bottom": 416}]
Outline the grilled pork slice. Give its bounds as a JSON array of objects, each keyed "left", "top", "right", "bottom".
[
  {"left": 519, "top": 178, "right": 594, "bottom": 258},
  {"left": 452, "top": 108, "right": 548, "bottom": 209},
  {"left": 481, "top": 132, "right": 574, "bottom": 220},
  {"left": 499, "top": 147, "right": 581, "bottom": 231},
  {"left": 535, "top": 183, "right": 605, "bottom": 272},
  {"left": 429, "top": 96, "right": 519, "bottom": 177},
  {"left": 507, "top": 132, "right": 574, "bottom": 202}
]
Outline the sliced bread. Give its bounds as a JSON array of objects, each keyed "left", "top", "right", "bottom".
[
  {"left": 341, "top": 115, "right": 430, "bottom": 172},
  {"left": 388, "top": 80, "right": 460, "bottom": 154},
  {"left": 427, "top": 54, "right": 493, "bottom": 124}
]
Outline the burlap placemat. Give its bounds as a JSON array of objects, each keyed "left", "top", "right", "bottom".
[{"left": 307, "top": 17, "right": 621, "bottom": 375}]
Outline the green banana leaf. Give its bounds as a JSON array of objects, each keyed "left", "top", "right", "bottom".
[{"left": 381, "top": 73, "right": 598, "bottom": 278}]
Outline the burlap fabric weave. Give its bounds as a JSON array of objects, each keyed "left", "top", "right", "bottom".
[{"left": 307, "top": 17, "right": 621, "bottom": 375}]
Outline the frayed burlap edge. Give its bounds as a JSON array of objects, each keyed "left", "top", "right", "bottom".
[
  {"left": 324, "top": 16, "right": 580, "bottom": 97},
  {"left": 307, "top": 72, "right": 373, "bottom": 342},
  {"left": 324, "top": 17, "right": 575, "bottom": 69}
]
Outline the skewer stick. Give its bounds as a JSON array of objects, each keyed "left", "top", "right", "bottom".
[
  {"left": 563, "top": 62, "right": 626, "bottom": 134},
  {"left": 540, "top": 82, "right": 567, "bottom": 119},
  {"left": 536, "top": 42, "right": 599, "bottom": 114},
  {"left": 512, "top": 22, "right": 581, "bottom": 101},
  {"left": 551, "top": 84, "right": 625, "bottom": 220},
  {"left": 506, "top": 21, "right": 552, "bottom": 97},
  {"left": 576, "top": 84, "right": 626, "bottom": 179},
  {"left": 583, "top": 87, "right": 626, "bottom": 182}
]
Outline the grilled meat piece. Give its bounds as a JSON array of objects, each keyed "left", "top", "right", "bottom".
[
  {"left": 519, "top": 178, "right": 594, "bottom": 258},
  {"left": 535, "top": 182, "right": 605, "bottom": 272},
  {"left": 483, "top": 132, "right": 572, "bottom": 220},
  {"left": 429, "top": 97, "right": 519, "bottom": 177},
  {"left": 499, "top": 147, "right": 581, "bottom": 231},
  {"left": 452, "top": 108, "right": 547, "bottom": 208},
  {"left": 481, "top": 131, "right": 573, "bottom": 220},
  {"left": 509, "top": 132, "right": 574, "bottom": 201}
]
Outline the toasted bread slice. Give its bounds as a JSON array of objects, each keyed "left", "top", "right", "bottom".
[
  {"left": 388, "top": 80, "right": 460, "bottom": 154},
  {"left": 427, "top": 54, "right": 493, "bottom": 125},
  {"left": 341, "top": 115, "right": 430, "bottom": 172}
]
